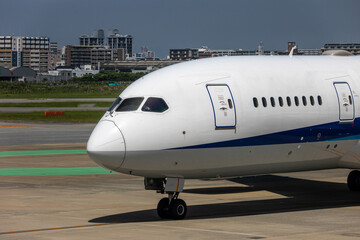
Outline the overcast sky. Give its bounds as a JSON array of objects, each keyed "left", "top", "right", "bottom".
[{"left": 1, "top": 0, "right": 360, "bottom": 58}]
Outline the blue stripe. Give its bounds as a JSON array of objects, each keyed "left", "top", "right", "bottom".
[{"left": 173, "top": 118, "right": 360, "bottom": 150}]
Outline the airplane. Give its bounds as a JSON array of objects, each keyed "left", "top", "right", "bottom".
[{"left": 87, "top": 50, "right": 360, "bottom": 220}]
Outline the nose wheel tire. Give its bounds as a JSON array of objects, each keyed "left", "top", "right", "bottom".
[
  {"left": 157, "top": 198, "right": 187, "bottom": 220},
  {"left": 157, "top": 198, "right": 170, "bottom": 219},
  {"left": 169, "top": 199, "right": 187, "bottom": 220},
  {"left": 347, "top": 170, "right": 360, "bottom": 191}
]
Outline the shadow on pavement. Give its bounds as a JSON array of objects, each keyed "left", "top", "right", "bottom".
[{"left": 89, "top": 175, "right": 360, "bottom": 223}]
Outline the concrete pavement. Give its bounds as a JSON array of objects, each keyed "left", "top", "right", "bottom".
[{"left": 1, "top": 122, "right": 360, "bottom": 239}]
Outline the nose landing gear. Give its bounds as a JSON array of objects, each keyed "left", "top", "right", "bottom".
[
  {"left": 145, "top": 177, "right": 187, "bottom": 220},
  {"left": 157, "top": 192, "right": 187, "bottom": 220}
]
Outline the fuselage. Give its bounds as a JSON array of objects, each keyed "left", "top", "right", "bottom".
[{"left": 87, "top": 55, "right": 360, "bottom": 179}]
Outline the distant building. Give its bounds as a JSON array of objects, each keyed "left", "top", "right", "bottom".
[
  {"left": 79, "top": 29, "right": 133, "bottom": 55},
  {"left": 257, "top": 42, "right": 264, "bottom": 56},
  {"left": 0, "top": 66, "right": 37, "bottom": 82},
  {"left": 169, "top": 48, "right": 199, "bottom": 60},
  {"left": 276, "top": 42, "right": 321, "bottom": 56},
  {"left": 72, "top": 65, "right": 99, "bottom": 77},
  {"left": 287, "top": 42, "right": 298, "bottom": 55},
  {"left": 0, "top": 52, "right": 12, "bottom": 69},
  {"left": 107, "top": 29, "right": 133, "bottom": 55},
  {"left": 298, "top": 49, "right": 322, "bottom": 55},
  {"left": 170, "top": 47, "right": 267, "bottom": 60},
  {"left": 201, "top": 48, "right": 236, "bottom": 57},
  {"left": 64, "top": 45, "right": 92, "bottom": 67},
  {"left": 322, "top": 43, "right": 360, "bottom": 55},
  {"left": 65, "top": 45, "right": 127, "bottom": 68},
  {"left": 91, "top": 47, "right": 126, "bottom": 64},
  {"left": 46, "top": 65, "right": 99, "bottom": 81},
  {"left": 140, "top": 46, "right": 155, "bottom": 59},
  {"left": 0, "top": 36, "right": 49, "bottom": 72},
  {"left": 180, "top": 42, "right": 323, "bottom": 59},
  {"left": 102, "top": 59, "right": 182, "bottom": 73},
  {"left": 49, "top": 42, "right": 60, "bottom": 54},
  {"left": 198, "top": 46, "right": 260, "bottom": 58},
  {"left": 77, "top": 29, "right": 133, "bottom": 66},
  {"left": 129, "top": 46, "right": 156, "bottom": 60},
  {"left": 0, "top": 66, "right": 13, "bottom": 81},
  {"left": 48, "top": 42, "right": 62, "bottom": 70},
  {"left": 79, "top": 29, "right": 105, "bottom": 46},
  {"left": 11, "top": 66, "right": 37, "bottom": 81}
]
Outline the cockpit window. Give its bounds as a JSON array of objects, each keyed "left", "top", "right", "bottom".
[
  {"left": 108, "top": 97, "right": 122, "bottom": 112},
  {"left": 116, "top": 97, "right": 144, "bottom": 112},
  {"left": 141, "top": 97, "right": 169, "bottom": 113}
]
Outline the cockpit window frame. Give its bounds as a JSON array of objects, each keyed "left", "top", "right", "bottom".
[{"left": 107, "top": 97, "right": 122, "bottom": 112}]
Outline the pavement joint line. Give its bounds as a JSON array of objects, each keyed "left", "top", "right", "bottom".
[
  {"left": 0, "top": 223, "right": 120, "bottom": 235},
  {"left": 0, "top": 149, "right": 87, "bottom": 157}
]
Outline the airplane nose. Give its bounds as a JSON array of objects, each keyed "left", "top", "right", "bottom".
[{"left": 87, "top": 120, "right": 126, "bottom": 171}]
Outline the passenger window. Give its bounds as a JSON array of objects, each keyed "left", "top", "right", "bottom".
[
  {"left": 262, "top": 97, "right": 267, "bottom": 107},
  {"left": 310, "top": 96, "right": 315, "bottom": 106},
  {"left": 116, "top": 97, "right": 144, "bottom": 112},
  {"left": 253, "top": 97, "right": 259, "bottom": 108},
  {"left": 286, "top": 96, "right": 291, "bottom": 106},
  {"left": 270, "top": 97, "right": 275, "bottom": 107},
  {"left": 278, "top": 97, "right": 283, "bottom": 107},
  {"left": 141, "top": 97, "right": 169, "bottom": 113},
  {"left": 302, "top": 96, "right": 307, "bottom": 106},
  {"left": 317, "top": 95, "right": 322, "bottom": 105},
  {"left": 349, "top": 96, "right": 353, "bottom": 105},
  {"left": 294, "top": 96, "right": 299, "bottom": 106},
  {"left": 108, "top": 97, "right": 122, "bottom": 112}
]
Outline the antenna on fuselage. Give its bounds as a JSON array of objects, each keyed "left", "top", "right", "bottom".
[{"left": 289, "top": 46, "right": 297, "bottom": 57}]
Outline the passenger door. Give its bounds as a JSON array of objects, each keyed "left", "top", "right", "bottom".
[
  {"left": 206, "top": 84, "right": 236, "bottom": 129},
  {"left": 333, "top": 82, "right": 355, "bottom": 122}
]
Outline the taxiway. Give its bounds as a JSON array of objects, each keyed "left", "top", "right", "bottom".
[{"left": 1, "top": 121, "right": 360, "bottom": 239}]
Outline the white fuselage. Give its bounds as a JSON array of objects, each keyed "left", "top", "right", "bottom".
[{"left": 87, "top": 56, "right": 360, "bottom": 179}]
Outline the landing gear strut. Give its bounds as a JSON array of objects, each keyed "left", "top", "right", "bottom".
[
  {"left": 145, "top": 177, "right": 187, "bottom": 220},
  {"left": 347, "top": 170, "right": 360, "bottom": 191}
]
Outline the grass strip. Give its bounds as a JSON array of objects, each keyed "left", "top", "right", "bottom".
[
  {"left": 0, "top": 111, "right": 105, "bottom": 122},
  {"left": 0, "top": 149, "right": 87, "bottom": 157},
  {"left": 0, "top": 82, "right": 130, "bottom": 99},
  {"left": 0, "top": 167, "right": 116, "bottom": 176}
]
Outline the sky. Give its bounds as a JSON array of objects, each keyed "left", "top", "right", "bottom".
[{"left": 1, "top": 0, "right": 360, "bottom": 58}]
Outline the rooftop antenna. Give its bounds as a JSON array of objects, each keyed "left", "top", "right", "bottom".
[{"left": 289, "top": 46, "right": 297, "bottom": 57}]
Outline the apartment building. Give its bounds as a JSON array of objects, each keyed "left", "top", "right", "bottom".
[{"left": 0, "top": 36, "right": 49, "bottom": 72}]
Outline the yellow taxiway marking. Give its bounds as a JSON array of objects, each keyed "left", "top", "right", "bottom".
[{"left": 0, "top": 125, "right": 43, "bottom": 129}]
